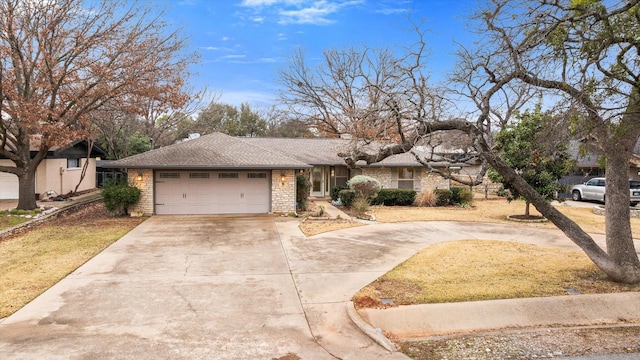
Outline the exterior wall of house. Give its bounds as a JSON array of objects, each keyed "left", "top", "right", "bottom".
[
  {"left": 420, "top": 172, "right": 451, "bottom": 192},
  {"left": 128, "top": 169, "right": 154, "bottom": 216},
  {"left": 35, "top": 158, "right": 97, "bottom": 196},
  {"left": 272, "top": 169, "right": 296, "bottom": 214},
  {"left": 361, "top": 168, "right": 393, "bottom": 188}
]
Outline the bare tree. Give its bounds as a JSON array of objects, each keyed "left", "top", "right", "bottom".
[
  {"left": 279, "top": 1, "right": 640, "bottom": 283},
  {"left": 0, "top": 0, "right": 197, "bottom": 209}
]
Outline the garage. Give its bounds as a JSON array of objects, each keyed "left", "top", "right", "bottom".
[
  {"left": 154, "top": 170, "right": 271, "bottom": 215},
  {"left": 0, "top": 171, "right": 19, "bottom": 199}
]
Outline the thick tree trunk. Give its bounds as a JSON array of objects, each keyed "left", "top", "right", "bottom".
[
  {"left": 603, "top": 147, "right": 639, "bottom": 270},
  {"left": 483, "top": 148, "right": 640, "bottom": 283},
  {"left": 16, "top": 168, "right": 37, "bottom": 210}
]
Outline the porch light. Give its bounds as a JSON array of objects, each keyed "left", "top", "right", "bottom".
[
  {"left": 280, "top": 171, "right": 286, "bottom": 185},
  {"left": 136, "top": 172, "right": 143, "bottom": 181}
]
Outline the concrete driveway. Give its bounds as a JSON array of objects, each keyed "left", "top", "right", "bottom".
[
  {"left": 0, "top": 214, "right": 631, "bottom": 359},
  {"left": 0, "top": 215, "right": 406, "bottom": 360}
]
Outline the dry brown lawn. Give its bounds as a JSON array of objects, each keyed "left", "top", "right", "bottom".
[
  {"left": 354, "top": 240, "right": 640, "bottom": 308},
  {"left": 373, "top": 198, "right": 640, "bottom": 236},
  {"left": 0, "top": 203, "right": 145, "bottom": 319}
]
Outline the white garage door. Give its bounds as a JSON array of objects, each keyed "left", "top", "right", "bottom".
[
  {"left": 154, "top": 170, "right": 271, "bottom": 215},
  {"left": 0, "top": 171, "right": 19, "bottom": 199}
]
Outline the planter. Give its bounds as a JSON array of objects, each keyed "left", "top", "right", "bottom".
[{"left": 506, "top": 214, "right": 548, "bottom": 223}]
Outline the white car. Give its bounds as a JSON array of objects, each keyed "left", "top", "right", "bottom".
[{"left": 570, "top": 177, "right": 640, "bottom": 206}]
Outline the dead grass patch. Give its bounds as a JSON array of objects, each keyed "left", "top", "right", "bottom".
[
  {"left": 373, "top": 198, "right": 640, "bottom": 237},
  {"left": 353, "top": 240, "right": 640, "bottom": 308},
  {"left": 299, "top": 219, "right": 364, "bottom": 236},
  {"left": 0, "top": 203, "right": 145, "bottom": 318}
]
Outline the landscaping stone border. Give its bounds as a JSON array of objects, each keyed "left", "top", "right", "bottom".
[
  {"left": 0, "top": 195, "right": 102, "bottom": 240},
  {"left": 593, "top": 205, "right": 640, "bottom": 218}
]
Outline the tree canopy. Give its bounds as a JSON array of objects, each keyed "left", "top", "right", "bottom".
[
  {"left": 0, "top": 0, "right": 197, "bottom": 209},
  {"left": 489, "top": 106, "right": 575, "bottom": 216},
  {"left": 280, "top": 0, "right": 640, "bottom": 283}
]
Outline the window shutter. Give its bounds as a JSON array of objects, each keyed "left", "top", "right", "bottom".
[{"left": 414, "top": 168, "right": 422, "bottom": 191}]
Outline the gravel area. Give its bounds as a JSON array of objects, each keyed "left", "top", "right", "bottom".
[{"left": 398, "top": 326, "right": 640, "bottom": 359}]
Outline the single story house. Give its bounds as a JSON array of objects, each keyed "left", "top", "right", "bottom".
[
  {"left": 0, "top": 140, "right": 106, "bottom": 200},
  {"left": 106, "top": 132, "right": 479, "bottom": 216}
]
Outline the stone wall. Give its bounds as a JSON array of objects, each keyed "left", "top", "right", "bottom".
[
  {"left": 129, "top": 169, "right": 154, "bottom": 216},
  {"left": 361, "top": 168, "right": 392, "bottom": 188},
  {"left": 272, "top": 169, "right": 296, "bottom": 214}
]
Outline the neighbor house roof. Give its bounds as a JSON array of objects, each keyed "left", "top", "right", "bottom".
[{"left": 104, "top": 132, "right": 311, "bottom": 169}]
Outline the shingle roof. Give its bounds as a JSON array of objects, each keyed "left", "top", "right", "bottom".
[
  {"left": 105, "top": 132, "right": 311, "bottom": 169},
  {"left": 105, "top": 132, "right": 472, "bottom": 169},
  {"left": 241, "top": 137, "right": 350, "bottom": 165},
  {"left": 242, "top": 137, "right": 469, "bottom": 168}
]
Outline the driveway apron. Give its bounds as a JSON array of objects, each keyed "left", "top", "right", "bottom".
[{"left": 0, "top": 216, "right": 338, "bottom": 359}]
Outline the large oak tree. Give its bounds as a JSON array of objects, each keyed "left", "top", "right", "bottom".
[
  {"left": 280, "top": 0, "right": 640, "bottom": 283},
  {"left": 0, "top": 0, "right": 196, "bottom": 209}
]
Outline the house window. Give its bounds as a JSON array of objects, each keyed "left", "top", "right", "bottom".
[
  {"left": 247, "top": 172, "right": 267, "bottom": 179},
  {"left": 334, "top": 166, "right": 349, "bottom": 188},
  {"left": 189, "top": 172, "right": 210, "bottom": 179},
  {"left": 159, "top": 172, "right": 180, "bottom": 179},
  {"left": 398, "top": 168, "right": 414, "bottom": 189},
  {"left": 67, "top": 158, "right": 81, "bottom": 168}
]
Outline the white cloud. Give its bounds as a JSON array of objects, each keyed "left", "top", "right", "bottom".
[
  {"left": 375, "top": 7, "right": 408, "bottom": 15},
  {"left": 239, "top": 0, "right": 364, "bottom": 26},
  {"left": 221, "top": 54, "right": 247, "bottom": 60},
  {"left": 240, "top": 0, "right": 304, "bottom": 7},
  {"left": 221, "top": 36, "right": 230, "bottom": 41}
]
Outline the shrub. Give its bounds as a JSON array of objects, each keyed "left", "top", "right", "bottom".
[
  {"left": 415, "top": 190, "right": 438, "bottom": 207},
  {"left": 352, "top": 196, "right": 370, "bottom": 217},
  {"left": 339, "top": 189, "right": 356, "bottom": 207},
  {"left": 331, "top": 185, "right": 344, "bottom": 201},
  {"left": 450, "top": 187, "right": 474, "bottom": 206},
  {"left": 296, "top": 174, "right": 310, "bottom": 211},
  {"left": 101, "top": 181, "right": 141, "bottom": 216},
  {"left": 347, "top": 175, "right": 381, "bottom": 200},
  {"left": 434, "top": 189, "right": 452, "bottom": 206},
  {"left": 371, "top": 188, "right": 417, "bottom": 206}
]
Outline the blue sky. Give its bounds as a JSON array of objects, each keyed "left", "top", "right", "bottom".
[{"left": 167, "top": 0, "right": 478, "bottom": 108}]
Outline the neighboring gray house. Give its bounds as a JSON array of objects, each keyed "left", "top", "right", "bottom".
[{"left": 106, "top": 132, "right": 479, "bottom": 216}]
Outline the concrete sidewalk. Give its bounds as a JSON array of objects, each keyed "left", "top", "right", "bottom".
[{"left": 356, "top": 292, "right": 640, "bottom": 339}]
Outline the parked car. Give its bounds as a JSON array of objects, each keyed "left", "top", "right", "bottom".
[{"left": 570, "top": 177, "right": 640, "bottom": 206}]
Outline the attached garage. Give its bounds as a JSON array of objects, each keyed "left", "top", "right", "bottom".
[
  {"left": 105, "top": 132, "right": 311, "bottom": 216},
  {"left": 0, "top": 171, "right": 18, "bottom": 199},
  {"left": 154, "top": 170, "right": 271, "bottom": 215}
]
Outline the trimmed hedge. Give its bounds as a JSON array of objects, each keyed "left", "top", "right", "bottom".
[
  {"left": 434, "top": 189, "right": 452, "bottom": 206},
  {"left": 331, "top": 185, "right": 344, "bottom": 201},
  {"left": 101, "top": 182, "right": 141, "bottom": 216},
  {"left": 434, "top": 187, "right": 474, "bottom": 206},
  {"left": 371, "top": 188, "right": 417, "bottom": 206},
  {"left": 339, "top": 189, "right": 356, "bottom": 207}
]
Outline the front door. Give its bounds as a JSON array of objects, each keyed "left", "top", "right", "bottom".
[{"left": 311, "top": 166, "right": 325, "bottom": 197}]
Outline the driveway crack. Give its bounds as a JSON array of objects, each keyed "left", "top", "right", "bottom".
[{"left": 273, "top": 219, "right": 342, "bottom": 360}]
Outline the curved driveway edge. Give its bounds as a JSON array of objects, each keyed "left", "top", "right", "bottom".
[{"left": 1, "top": 215, "right": 636, "bottom": 359}]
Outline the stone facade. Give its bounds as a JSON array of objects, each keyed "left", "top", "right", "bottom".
[
  {"left": 361, "top": 168, "right": 393, "bottom": 188},
  {"left": 129, "top": 169, "right": 153, "bottom": 216},
  {"left": 420, "top": 172, "right": 451, "bottom": 192},
  {"left": 271, "top": 169, "right": 296, "bottom": 214}
]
